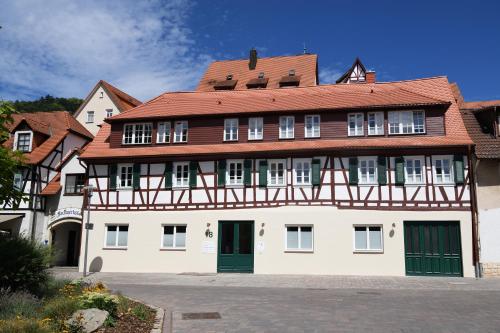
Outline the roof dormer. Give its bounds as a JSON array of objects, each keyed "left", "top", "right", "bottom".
[{"left": 13, "top": 130, "right": 33, "bottom": 153}]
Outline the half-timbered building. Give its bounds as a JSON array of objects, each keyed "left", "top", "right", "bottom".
[
  {"left": 79, "top": 53, "right": 476, "bottom": 277},
  {"left": 1, "top": 111, "right": 93, "bottom": 265}
]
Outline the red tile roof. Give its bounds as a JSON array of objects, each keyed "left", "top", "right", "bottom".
[
  {"left": 40, "top": 173, "right": 61, "bottom": 196},
  {"left": 4, "top": 111, "right": 93, "bottom": 164},
  {"left": 82, "top": 76, "right": 472, "bottom": 160},
  {"left": 196, "top": 54, "right": 318, "bottom": 92},
  {"left": 461, "top": 100, "right": 500, "bottom": 110},
  {"left": 461, "top": 109, "right": 500, "bottom": 159}
]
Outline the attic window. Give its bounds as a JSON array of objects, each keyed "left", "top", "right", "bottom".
[
  {"left": 288, "top": 69, "right": 295, "bottom": 76},
  {"left": 214, "top": 76, "right": 238, "bottom": 90},
  {"left": 14, "top": 131, "right": 33, "bottom": 152},
  {"left": 258, "top": 72, "right": 265, "bottom": 79},
  {"left": 226, "top": 74, "right": 233, "bottom": 80},
  {"left": 246, "top": 75, "right": 269, "bottom": 89},
  {"left": 100, "top": 91, "right": 104, "bottom": 98},
  {"left": 279, "top": 72, "right": 301, "bottom": 87}
]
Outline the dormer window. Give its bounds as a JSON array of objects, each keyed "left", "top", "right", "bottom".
[
  {"left": 388, "top": 111, "right": 425, "bottom": 135},
  {"left": 14, "top": 131, "right": 33, "bottom": 152},
  {"left": 279, "top": 70, "right": 300, "bottom": 87},
  {"left": 226, "top": 74, "right": 233, "bottom": 80},
  {"left": 288, "top": 69, "right": 295, "bottom": 76},
  {"left": 122, "top": 123, "right": 153, "bottom": 144},
  {"left": 258, "top": 72, "right": 265, "bottom": 79}
]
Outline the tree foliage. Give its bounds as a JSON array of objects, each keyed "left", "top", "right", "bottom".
[
  {"left": 0, "top": 101, "right": 26, "bottom": 206},
  {"left": 12, "top": 95, "right": 83, "bottom": 114}
]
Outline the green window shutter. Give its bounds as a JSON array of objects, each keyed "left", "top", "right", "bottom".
[
  {"left": 164, "top": 162, "right": 173, "bottom": 189},
  {"left": 259, "top": 160, "right": 268, "bottom": 187},
  {"left": 189, "top": 161, "right": 198, "bottom": 188},
  {"left": 133, "top": 163, "right": 141, "bottom": 190},
  {"left": 109, "top": 164, "right": 117, "bottom": 190},
  {"left": 244, "top": 159, "right": 252, "bottom": 187},
  {"left": 454, "top": 155, "right": 465, "bottom": 185},
  {"left": 217, "top": 160, "right": 226, "bottom": 187},
  {"left": 395, "top": 157, "right": 405, "bottom": 186},
  {"left": 312, "top": 159, "right": 321, "bottom": 186},
  {"left": 348, "top": 157, "right": 358, "bottom": 185},
  {"left": 377, "top": 156, "right": 387, "bottom": 185}
]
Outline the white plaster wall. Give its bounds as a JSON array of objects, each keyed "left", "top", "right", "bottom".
[
  {"left": 479, "top": 208, "right": 500, "bottom": 263},
  {"left": 75, "top": 86, "right": 119, "bottom": 135},
  {"left": 79, "top": 207, "right": 474, "bottom": 277}
]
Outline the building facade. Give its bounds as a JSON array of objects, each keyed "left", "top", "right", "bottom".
[{"left": 79, "top": 54, "right": 476, "bottom": 277}]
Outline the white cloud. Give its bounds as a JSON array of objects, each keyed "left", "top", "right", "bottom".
[
  {"left": 319, "top": 66, "right": 343, "bottom": 85},
  {"left": 0, "top": 0, "right": 212, "bottom": 101}
]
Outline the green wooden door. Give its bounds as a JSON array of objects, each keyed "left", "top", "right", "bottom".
[
  {"left": 217, "top": 221, "right": 254, "bottom": 273},
  {"left": 404, "top": 221, "right": 462, "bottom": 276}
]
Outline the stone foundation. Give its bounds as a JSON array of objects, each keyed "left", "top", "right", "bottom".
[{"left": 481, "top": 263, "right": 500, "bottom": 277}]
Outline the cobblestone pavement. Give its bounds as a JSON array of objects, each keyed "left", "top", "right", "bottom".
[{"left": 50, "top": 270, "right": 500, "bottom": 332}]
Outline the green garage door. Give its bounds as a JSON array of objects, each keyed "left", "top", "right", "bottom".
[{"left": 404, "top": 221, "right": 463, "bottom": 277}]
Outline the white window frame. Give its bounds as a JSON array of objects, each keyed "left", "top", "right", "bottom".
[
  {"left": 305, "top": 115, "right": 321, "bottom": 138},
  {"left": 279, "top": 116, "right": 295, "bottom": 139},
  {"left": 104, "top": 224, "right": 129, "bottom": 249},
  {"left": 160, "top": 224, "right": 187, "bottom": 250},
  {"left": 157, "top": 121, "right": 171, "bottom": 143},
  {"left": 106, "top": 109, "right": 113, "bottom": 118},
  {"left": 226, "top": 159, "right": 244, "bottom": 186},
  {"left": 118, "top": 163, "right": 133, "bottom": 189},
  {"left": 388, "top": 110, "right": 426, "bottom": 135},
  {"left": 348, "top": 113, "right": 364, "bottom": 136},
  {"left": 285, "top": 225, "right": 314, "bottom": 252},
  {"left": 122, "top": 123, "right": 153, "bottom": 145},
  {"left": 224, "top": 118, "right": 239, "bottom": 141},
  {"left": 248, "top": 117, "right": 263, "bottom": 140},
  {"left": 14, "top": 131, "right": 33, "bottom": 152},
  {"left": 367, "top": 112, "right": 384, "bottom": 136},
  {"left": 353, "top": 225, "right": 383, "bottom": 253},
  {"left": 358, "top": 157, "right": 378, "bottom": 185},
  {"left": 86, "top": 111, "right": 95, "bottom": 123},
  {"left": 173, "top": 162, "right": 189, "bottom": 188},
  {"left": 404, "top": 156, "right": 425, "bottom": 185},
  {"left": 293, "top": 158, "right": 312, "bottom": 186},
  {"left": 13, "top": 171, "right": 23, "bottom": 190},
  {"left": 174, "top": 121, "right": 188, "bottom": 143},
  {"left": 433, "top": 155, "right": 454, "bottom": 185},
  {"left": 268, "top": 159, "right": 287, "bottom": 187}
]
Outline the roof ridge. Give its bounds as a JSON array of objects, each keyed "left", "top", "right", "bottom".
[
  {"left": 208, "top": 53, "right": 317, "bottom": 64},
  {"left": 100, "top": 80, "right": 142, "bottom": 106}
]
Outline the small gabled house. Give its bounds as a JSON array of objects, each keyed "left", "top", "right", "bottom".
[
  {"left": 459, "top": 94, "right": 500, "bottom": 277},
  {"left": 78, "top": 53, "right": 476, "bottom": 277},
  {"left": 74, "top": 80, "right": 142, "bottom": 136},
  {"left": 1, "top": 111, "right": 93, "bottom": 266},
  {"left": 336, "top": 57, "right": 375, "bottom": 84}
]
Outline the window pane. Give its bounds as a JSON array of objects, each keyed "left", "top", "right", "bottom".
[
  {"left": 287, "top": 226, "right": 299, "bottom": 249},
  {"left": 163, "top": 226, "right": 174, "bottom": 247},
  {"left": 355, "top": 227, "right": 367, "bottom": 250},
  {"left": 300, "top": 227, "right": 313, "bottom": 249},
  {"left": 117, "top": 226, "right": 128, "bottom": 246},
  {"left": 106, "top": 226, "right": 117, "bottom": 246},
  {"left": 369, "top": 227, "right": 382, "bottom": 250},
  {"left": 176, "top": 226, "right": 186, "bottom": 248}
]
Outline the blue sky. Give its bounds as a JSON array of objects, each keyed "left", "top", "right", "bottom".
[{"left": 1, "top": 0, "right": 499, "bottom": 102}]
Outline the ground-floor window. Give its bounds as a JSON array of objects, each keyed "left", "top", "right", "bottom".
[
  {"left": 162, "top": 225, "right": 186, "bottom": 249},
  {"left": 285, "top": 225, "right": 313, "bottom": 251},
  {"left": 105, "top": 225, "right": 128, "bottom": 248},
  {"left": 354, "top": 225, "right": 383, "bottom": 252}
]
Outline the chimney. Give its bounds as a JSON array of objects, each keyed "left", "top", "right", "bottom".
[
  {"left": 249, "top": 48, "right": 257, "bottom": 70},
  {"left": 366, "top": 71, "right": 376, "bottom": 83}
]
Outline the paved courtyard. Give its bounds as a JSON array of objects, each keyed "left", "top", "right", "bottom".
[{"left": 52, "top": 270, "right": 500, "bottom": 332}]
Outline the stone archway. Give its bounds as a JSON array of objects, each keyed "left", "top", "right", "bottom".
[{"left": 50, "top": 220, "right": 82, "bottom": 266}]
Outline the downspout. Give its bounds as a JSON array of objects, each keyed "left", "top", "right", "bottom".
[
  {"left": 467, "top": 145, "right": 480, "bottom": 277},
  {"left": 30, "top": 165, "right": 38, "bottom": 241}
]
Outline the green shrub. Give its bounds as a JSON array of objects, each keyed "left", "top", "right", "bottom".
[
  {"left": 42, "top": 295, "right": 80, "bottom": 331},
  {"left": 0, "top": 290, "right": 40, "bottom": 320},
  {"left": 79, "top": 292, "right": 118, "bottom": 318},
  {"left": 0, "top": 318, "right": 53, "bottom": 333},
  {"left": 0, "top": 235, "right": 52, "bottom": 294},
  {"left": 131, "top": 303, "right": 151, "bottom": 321}
]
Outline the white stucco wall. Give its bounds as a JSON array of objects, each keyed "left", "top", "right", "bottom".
[
  {"left": 75, "top": 85, "right": 119, "bottom": 135},
  {"left": 78, "top": 207, "right": 474, "bottom": 277}
]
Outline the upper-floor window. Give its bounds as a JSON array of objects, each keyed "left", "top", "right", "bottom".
[
  {"left": 65, "top": 174, "right": 85, "bottom": 194},
  {"left": 174, "top": 121, "right": 188, "bottom": 143},
  {"left": 173, "top": 162, "right": 189, "bottom": 188},
  {"left": 388, "top": 111, "right": 425, "bottom": 134},
  {"left": 359, "top": 157, "right": 377, "bottom": 184},
  {"left": 227, "top": 160, "right": 243, "bottom": 186},
  {"left": 157, "top": 122, "right": 171, "bottom": 143},
  {"left": 248, "top": 117, "right": 263, "bottom": 140},
  {"left": 106, "top": 109, "right": 113, "bottom": 118},
  {"left": 268, "top": 159, "right": 286, "bottom": 186},
  {"left": 86, "top": 111, "right": 95, "bottom": 123},
  {"left": 224, "top": 118, "right": 238, "bottom": 141},
  {"left": 13, "top": 172, "right": 22, "bottom": 190},
  {"left": 123, "top": 123, "right": 152, "bottom": 144},
  {"left": 348, "top": 113, "right": 364, "bottom": 136},
  {"left": 405, "top": 157, "right": 424, "bottom": 184},
  {"left": 279, "top": 116, "right": 294, "bottom": 139},
  {"left": 305, "top": 115, "right": 320, "bottom": 138},
  {"left": 294, "top": 158, "right": 311, "bottom": 185},
  {"left": 368, "top": 112, "right": 384, "bottom": 135},
  {"left": 433, "top": 156, "right": 453, "bottom": 184},
  {"left": 14, "top": 131, "right": 32, "bottom": 152},
  {"left": 118, "top": 164, "right": 133, "bottom": 188}
]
